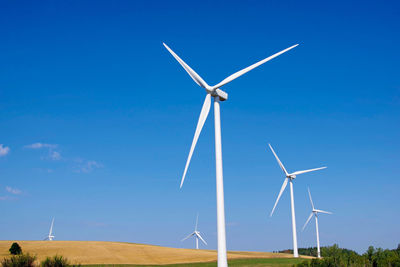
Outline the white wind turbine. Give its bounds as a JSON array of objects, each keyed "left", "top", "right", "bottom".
[
  {"left": 302, "top": 188, "right": 332, "bottom": 258},
  {"left": 164, "top": 42, "right": 298, "bottom": 267},
  {"left": 182, "top": 214, "right": 207, "bottom": 249},
  {"left": 44, "top": 218, "right": 55, "bottom": 241},
  {"left": 268, "top": 144, "right": 326, "bottom": 258}
]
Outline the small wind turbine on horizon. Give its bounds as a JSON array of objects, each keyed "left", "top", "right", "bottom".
[
  {"left": 44, "top": 218, "right": 55, "bottom": 241},
  {"left": 182, "top": 214, "right": 207, "bottom": 249},
  {"left": 268, "top": 144, "right": 326, "bottom": 258},
  {"left": 302, "top": 187, "right": 332, "bottom": 258},
  {"left": 164, "top": 42, "right": 298, "bottom": 267}
]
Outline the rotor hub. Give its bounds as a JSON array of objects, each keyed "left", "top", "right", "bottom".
[{"left": 211, "top": 89, "right": 228, "bottom": 101}]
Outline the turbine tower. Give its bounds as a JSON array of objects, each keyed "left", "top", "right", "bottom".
[
  {"left": 44, "top": 218, "right": 55, "bottom": 241},
  {"left": 268, "top": 144, "right": 326, "bottom": 258},
  {"left": 164, "top": 42, "right": 298, "bottom": 267},
  {"left": 182, "top": 214, "right": 207, "bottom": 249},
  {"left": 302, "top": 188, "right": 332, "bottom": 258}
]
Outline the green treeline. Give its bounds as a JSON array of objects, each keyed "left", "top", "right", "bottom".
[
  {"left": 278, "top": 245, "right": 359, "bottom": 258},
  {"left": 288, "top": 244, "right": 400, "bottom": 267}
]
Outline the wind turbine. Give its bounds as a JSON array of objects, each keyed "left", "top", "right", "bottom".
[
  {"left": 182, "top": 214, "right": 207, "bottom": 249},
  {"left": 268, "top": 144, "right": 326, "bottom": 258},
  {"left": 44, "top": 218, "right": 55, "bottom": 241},
  {"left": 164, "top": 43, "right": 298, "bottom": 267},
  {"left": 302, "top": 188, "right": 332, "bottom": 258}
]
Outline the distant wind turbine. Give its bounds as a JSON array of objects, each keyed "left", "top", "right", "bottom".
[
  {"left": 182, "top": 214, "right": 207, "bottom": 249},
  {"left": 268, "top": 144, "right": 326, "bottom": 258},
  {"left": 164, "top": 42, "right": 298, "bottom": 267},
  {"left": 44, "top": 218, "right": 55, "bottom": 241},
  {"left": 302, "top": 188, "right": 332, "bottom": 258}
]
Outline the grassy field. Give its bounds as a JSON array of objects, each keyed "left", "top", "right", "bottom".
[
  {"left": 85, "top": 258, "right": 308, "bottom": 266},
  {"left": 0, "top": 241, "right": 310, "bottom": 266}
]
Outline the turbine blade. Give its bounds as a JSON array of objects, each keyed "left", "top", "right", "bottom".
[
  {"left": 212, "top": 44, "right": 298, "bottom": 90},
  {"left": 180, "top": 94, "right": 211, "bottom": 188},
  {"left": 181, "top": 232, "right": 195, "bottom": 242},
  {"left": 270, "top": 178, "right": 288, "bottom": 216},
  {"left": 315, "top": 209, "right": 332, "bottom": 215},
  {"left": 268, "top": 144, "right": 288, "bottom": 175},
  {"left": 196, "top": 232, "right": 208, "bottom": 245},
  {"left": 302, "top": 212, "right": 314, "bottom": 231},
  {"left": 163, "top": 43, "right": 209, "bottom": 89},
  {"left": 49, "top": 218, "right": 54, "bottom": 235},
  {"left": 291, "top": 167, "right": 327, "bottom": 176},
  {"left": 195, "top": 213, "right": 199, "bottom": 231},
  {"left": 308, "top": 187, "right": 315, "bottom": 210}
]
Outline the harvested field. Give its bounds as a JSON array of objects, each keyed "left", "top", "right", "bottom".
[{"left": 0, "top": 241, "right": 309, "bottom": 265}]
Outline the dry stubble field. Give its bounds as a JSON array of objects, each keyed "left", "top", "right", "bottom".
[{"left": 0, "top": 241, "right": 309, "bottom": 265}]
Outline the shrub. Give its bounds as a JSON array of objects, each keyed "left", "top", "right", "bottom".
[
  {"left": 9, "top": 243, "right": 22, "bottom": 255},
  {"left": 1, "top": 253, "right": 36, "bottom": 267},
  {"left": 40, "top": 255, "right": 80, "bottom": 267}
]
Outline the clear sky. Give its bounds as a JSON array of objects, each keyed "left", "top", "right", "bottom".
[{"left": 0, "top": 0, "right": 399, "bottom": 254}]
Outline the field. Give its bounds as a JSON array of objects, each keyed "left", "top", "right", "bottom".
[
  {"left": 0, "top": 241, "right": 310, "bottom": 266},
  {"left": 85, "top": 258, "right": 307, "bottom": 266}
]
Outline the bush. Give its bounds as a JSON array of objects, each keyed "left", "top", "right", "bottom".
[
  {"left": 9, "top": 243, "right": 22, "bottom": 255},
  {"left": 1, "top": 253, "right": 36, "bottom": 267},
  {"left": 40, "top": 255, "right": 79, "bottom": 267},
  {"left": 40, "top": 256, "right": 68, "bottom": 267}
]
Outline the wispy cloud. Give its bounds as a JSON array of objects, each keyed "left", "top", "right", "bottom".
[
  {"left": 77, "top": 160, "right": 103, "bottom": 173},
  {"left": 24, "top": 143, "right": 58, "bottom": 149},
  {"left": 50, "top": 151, "right": 61, "bottom": 160},
  {"left": 0, "top": 144, "right": 10, "bottom": 157},
  {"left": 25, "top": 143, "right": 101, "bottom": 174},
  {"left": 0, "top": 196, "right": 12, "bottom": 201},
  {"left": 6, "top": 186, "right": 22, "bottom": 195},
  {"left": 24, "top": 142, "right": 61, "bottom": 161}
]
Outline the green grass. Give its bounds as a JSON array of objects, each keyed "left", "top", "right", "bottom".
[{"left": 84, "top": 258, "right": 308, "bottom": 267}]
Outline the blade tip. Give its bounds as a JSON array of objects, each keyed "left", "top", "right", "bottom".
[{"left": 179, "top": 175, "right": 185, "bottom": 189}]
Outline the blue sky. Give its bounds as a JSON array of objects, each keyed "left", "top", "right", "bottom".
[{"left": 0, "top": 0, "right": 399, "bottom": 253}]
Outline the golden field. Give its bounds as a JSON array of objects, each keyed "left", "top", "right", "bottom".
[{"left": 0, "top": 241, "right": 302, "bottom": 265}]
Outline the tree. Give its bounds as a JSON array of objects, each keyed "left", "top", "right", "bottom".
[{"left": 9, "top": 242, "right": 22, "bottom": 255}]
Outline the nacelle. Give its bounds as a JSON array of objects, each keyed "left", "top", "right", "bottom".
[{"left": 213, "top": 89, "right": 228, "bottom": 101}]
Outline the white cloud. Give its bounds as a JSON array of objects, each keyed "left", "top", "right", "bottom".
[
  {"left": 0, "top": 195, "right": 17, "bottom": 201},
  {"left": 82, "top": 160, "right": 102, "bottom": 173},
  {"left": 50, "top": 151, "right": 61, "bottom": 160},
  {"left": 76, "top": 160, "right": 103, "bottom": 173},
  {"left": 24, "top": 143, "right": 57, "bottom": 149},
  {"left": 6, "top": 186, "right": 21, "bottom": 195},
  {"left": 0, "top": 144, "right": 10, "bottom": 157},
  {"left": 25, "top": 142, "right": 61, "bottom": 161}
]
